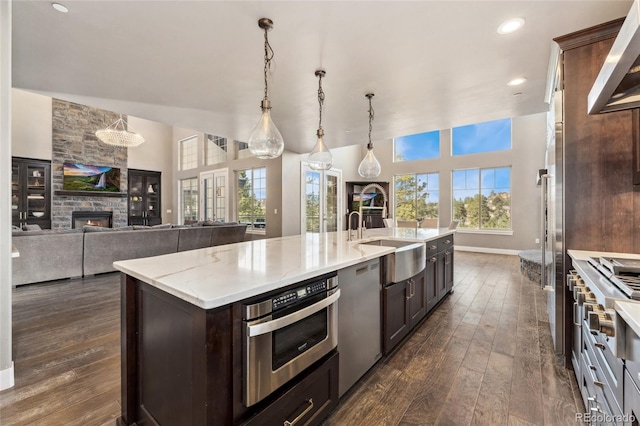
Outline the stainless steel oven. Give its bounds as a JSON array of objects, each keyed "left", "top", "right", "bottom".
[{"left": 243, "top": 272, "right": 339, "bottom": 407}]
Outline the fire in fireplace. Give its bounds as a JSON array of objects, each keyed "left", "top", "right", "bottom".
[{"left": 72, "top": 211, "right": 113, "bottom": 229}]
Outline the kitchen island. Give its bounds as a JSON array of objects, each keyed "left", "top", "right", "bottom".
[{"left": 114, "top": 228, "right": 455, "bottom": 426}]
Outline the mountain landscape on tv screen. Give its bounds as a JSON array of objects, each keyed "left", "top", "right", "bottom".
[{"left": 63, "top": 163, "right": 120, "bottom": 192}]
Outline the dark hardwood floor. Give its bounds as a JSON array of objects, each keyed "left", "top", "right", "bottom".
[{"left": 0, "top": 252, "right": 581, "bottom": 425}]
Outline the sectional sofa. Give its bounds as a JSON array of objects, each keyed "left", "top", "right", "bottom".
[{"left": 12, "top": 223, "right": 247, "bottom": 286}]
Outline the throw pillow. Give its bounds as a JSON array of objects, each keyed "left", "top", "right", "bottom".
[
  {"left": 22, "top": 224, "right": 42, "bottom": 231},
  {"left": 11, "top": 225, "right": 22, "bottom": 232}
]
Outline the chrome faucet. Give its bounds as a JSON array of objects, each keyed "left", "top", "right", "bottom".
[{"left": 347, "top": 211, "right": 362, "bottom": 241}]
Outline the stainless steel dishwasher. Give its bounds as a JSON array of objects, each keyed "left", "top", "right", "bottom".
[{"left": 337, "top": 257, "right": 382, "bottom": 397}]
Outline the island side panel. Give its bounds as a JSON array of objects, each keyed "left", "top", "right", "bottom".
[{"left": 119, "top": 274, "right": 233, "bottom": 425}]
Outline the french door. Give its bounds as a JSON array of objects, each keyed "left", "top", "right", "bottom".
[
  {"left": 200, "top": 168, "right": 228, "bottom": 222},
  {"left": 301, "top": 164, "right": 342, "bottom": 234}
]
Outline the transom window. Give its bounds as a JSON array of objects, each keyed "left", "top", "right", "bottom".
[
  {"left": 205, "top": 134, "right": 227, "bottom": 165},
  {"left": 452, "top": 118, "right": 511, "bottom": 156},
  {"left": 237, "top": 167, "right": 266, "bottom": 231},
  {"left": 393, "top": 130, "right": 440, "bottom": 162},
  {"left": 394, "top": 173, "right": 439, "bottom": 221},
  {"left": 180, "top": 136, "right": 198, "bottom": 170},
  {"left": 452, "top": 167, "right": 511, "bottom": 230}
]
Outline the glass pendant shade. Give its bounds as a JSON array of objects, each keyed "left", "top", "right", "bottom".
[
  {"left": 308, "top": 129, "right": 332, "bottom": 170},
  {"left": 358, "top": 146, "right": 382, "bottom": 178},
  {"left": 95, "top": 115, "right": 144, "bottom": 147},
  {"left": 248, "top": 102, "right": 284, "bottom": 159}
]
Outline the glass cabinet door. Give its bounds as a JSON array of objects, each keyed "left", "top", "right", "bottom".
[
  {"left": 129, "top": 174, "right": 144, "bottom": 219},
  {"left": 145, "top": 175, "right": 160, "bottom": 221},
  {"left": 26, "top": 165, "right": 47, "bottom": 220},
  {"left": 12, "top": 164, "right": 20, "bottom": 223}
]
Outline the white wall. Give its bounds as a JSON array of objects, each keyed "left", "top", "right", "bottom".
[
  {"left": 128, "top": 117, "right": 174, "bottom": 224},
  {"left": 1, "top": 0, "right": 14, "bottom": 390},
  {"left": 373, "top": 112, "right": 546, "bottom": 252},
  {"left": 11, "top": 89, "right": 51, "bottom": 160}
]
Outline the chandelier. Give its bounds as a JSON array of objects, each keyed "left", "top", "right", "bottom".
[
  {"left": 248, "top": 18, "right": 284, "bottom": 159},
  {"left": 308, "top": 69, "right": 332, "bottom": 170},
  {"left": 95, "top": 115, "right": 145, "bottom": 147}
]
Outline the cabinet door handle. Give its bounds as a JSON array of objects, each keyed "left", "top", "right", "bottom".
[
  {"left": 356, "top": 266, "right": 368, "bottom": 275},
  {"left": 444, "top": 239, "right": 451, "bottom": 244},
  {"left": 594, "top": 380, "right": 605, "bottom": 389},
  {"left": 595, "top": 343, "right": 606, "bottom": 350},
  {"left": 284, "top": 398, "right": 314, "bottom": 426},
  {"left": 430, "top": 245, "right": 437, "bottom": 250},
  {"left": 573, "top": 302, "right": 581, "bottom": 327},
  {"left": 430, "top": 257, "right": 437, "bottom": 263}
]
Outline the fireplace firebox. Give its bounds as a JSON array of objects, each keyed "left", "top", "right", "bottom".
[{"left": 72, "top": 211, "right": 113, "bottom": 229}]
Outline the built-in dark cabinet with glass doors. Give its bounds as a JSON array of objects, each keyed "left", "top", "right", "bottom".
[
  {"left": 128, "top": 169, "right": 161, "bottom": 226},
  {"left": 12, "top": 157, "right": 51, "bottom": 229}
]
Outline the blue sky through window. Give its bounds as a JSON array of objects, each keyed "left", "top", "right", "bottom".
[
  {"left": 394, "top": 130, "right": 440, "bottom": 162},
  {"left": 452, "top": 118, "right": 511, "bottom": 156}
]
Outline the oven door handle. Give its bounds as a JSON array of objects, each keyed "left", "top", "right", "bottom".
[{"left": 247, "top": 289, "right": 340, "bottom": 337}]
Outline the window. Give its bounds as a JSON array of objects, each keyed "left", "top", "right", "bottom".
[
  {"left": 393, "top": 130, "right": 440, "bottom": 162},
  {"left": 452, "top": 167, "right": 511, "bottom": 230},
  {"left": 205, "top": 134, "right": 227, "bottom": 165},
  {"left": 237, "top": 167, "right": 266, "bottom": 231},
  {"left": 452, "top": 118, "right": 511, "bottom": 156},
  {"left": 180, "top": 136, "right": 198, "bottom": 170},
  {"left": 394, "top": 173, "right": 439, "bottom": 221},
  {"left": 180, "top": 177, "right": 198, "bottom": 223},
  {"left": 237, "top": 141, "right": 252, "bottom": 159}
]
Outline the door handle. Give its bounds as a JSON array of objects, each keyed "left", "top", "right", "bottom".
[{"left": 284, "top": 398, "right": 314, "bottom": 426}]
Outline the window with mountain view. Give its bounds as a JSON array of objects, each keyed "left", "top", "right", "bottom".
[
  {"left": 393, "top": 130, "right": 440, "bottom": 162},
  {"left": 394, "top": 173, "right": 439, "bottom": 221},
  {"left": 237, "top": 167, "right": 266, "bottom": 231},
  {"left": 452, "top": 167, "right": 511, "bottom": 230}
]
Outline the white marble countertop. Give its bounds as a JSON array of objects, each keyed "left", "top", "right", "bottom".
[
  {"left": 615, "top": 300, "right": 640, "bottom": 339},
  {"left": 113, "top": 228, "right": 455, "bottom": 309}
]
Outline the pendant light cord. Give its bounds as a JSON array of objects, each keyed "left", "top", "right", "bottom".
[
  {"left": 368, "top": 95, "right": 375, "bottom": 150},
  {"left": 263, "top": 27, "right": 275, "bottom": 101},
  {"left": 318, "top": 73, "right": 325, "bottom": 131}
]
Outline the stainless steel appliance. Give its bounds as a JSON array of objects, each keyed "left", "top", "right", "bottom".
[
  {"left": 243, "top": 273, "right": 340, "bottom": 407},
  {"left": 569, "top": 256, "right": 639, "bottom": 419},
  {"left": 337, "top": 258, "right": 382, "bottom": 397}
]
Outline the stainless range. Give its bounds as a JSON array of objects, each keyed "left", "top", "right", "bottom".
[{"left": 569, "top": 253, "right": 640, "bottom": 424}]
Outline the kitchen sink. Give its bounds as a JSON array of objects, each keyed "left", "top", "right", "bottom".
[{"left": 360, "top": 239, "right": 426, "bottom": 283}]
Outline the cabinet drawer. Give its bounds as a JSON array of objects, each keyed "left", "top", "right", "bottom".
[
  {"left": 425, "top": 240, "right": 439, "bottom": 256},
  {"left": 437, "top": 235, "right": 454, "bottom": 252},
  {"left": 242, "top": 351, "right": 339, "bottom": 426}
]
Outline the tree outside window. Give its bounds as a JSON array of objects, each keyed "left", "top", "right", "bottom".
[
  {"left": 452, "top": 167, "right": 511, "bottom": 230},
  {"left": 394, "top": 173, "right": 439, "bottom": 221},
  {"left": 237, "top": 167, "right": 266, "bottom": 231}
]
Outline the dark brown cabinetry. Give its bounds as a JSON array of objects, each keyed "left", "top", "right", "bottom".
[
  {"left": 383, "top": 279, "right": 411, "bottom": 354},
  {"left": 426, "top": 235, "right": 455, "bottom": 311},
  {"left": 128, "top": 169, "right": 161, "bottom": 226},
  {"left": 633, "top": 109, "right": 640, "bottom": 190},
  {"left": 12, "top": 157, "right": 51, "bottom": 229}
]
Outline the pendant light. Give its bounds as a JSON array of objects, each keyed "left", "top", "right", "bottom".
[
  {"left": 308, "top": 69, "right": 332, "bottom": 170},
  {"left": 248, "top": 18, "right": 284, "bottom": 159},
  {"left": 358, "top": 93, "right": 382, "bottom": 178}
]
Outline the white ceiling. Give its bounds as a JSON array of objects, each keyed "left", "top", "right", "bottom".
[{"left": 12, "top": 0, "right": 633, "bottom": 154}]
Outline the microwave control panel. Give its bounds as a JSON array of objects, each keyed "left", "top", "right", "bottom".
[{"left": 272, "top": 280, "right": 327, "bottom": 310}]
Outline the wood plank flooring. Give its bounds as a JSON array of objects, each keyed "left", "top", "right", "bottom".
[
  {"left": 325, "top": 252, "right": 583, "bottom": 426},
  {"left": 0, "top": 252, "right": 582, "bottom": 425}
]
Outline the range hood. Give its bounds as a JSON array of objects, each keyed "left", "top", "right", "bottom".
[{"left": 588, "top": 0, "right": 640, "bottom": 114}]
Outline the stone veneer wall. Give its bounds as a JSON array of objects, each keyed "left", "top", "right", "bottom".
[{"left": 51, "top": 99, "right": 128, "bottom": 229}]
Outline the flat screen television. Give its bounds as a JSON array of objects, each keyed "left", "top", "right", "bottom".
[
  {"left": 63, "top": 163, "right": 121, "bottom": 192},
  {"left": 352, "top": 192, "right": 385, "bottom": 211}
]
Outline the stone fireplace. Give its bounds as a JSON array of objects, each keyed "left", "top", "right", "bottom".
[{"left": 71, "top": 211, "right": 113, "bottom": 229}]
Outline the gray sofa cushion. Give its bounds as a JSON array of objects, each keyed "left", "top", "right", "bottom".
[
  {"left": 210, "top": 224, "right": 247, "bottom": 247},
  {"left": 83, "top": 228, "right": 180, "bottom": 275},
  {"left": 83, "top": 225, "right": 116, "bottom": 232},
  {"left": 177, "top": 226, "right": 214, "bottom": 252},
  {"left": 151, "top": 223, "right": 172, "bottom": 229},
  {"left": 12, "top": 230, "right": 84, "bottom": 285}
]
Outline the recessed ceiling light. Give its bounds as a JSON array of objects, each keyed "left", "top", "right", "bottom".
[
  {"left": 508, "top": 77, "right": 527, "bottom": 86},
  {"left": 52, "top": 3, "right": 69, "bottom": 13},
  {"left": 497, "top": 18, "right": 525, "bottom": 35}
]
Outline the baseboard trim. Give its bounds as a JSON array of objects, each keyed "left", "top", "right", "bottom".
[
  {"left": 454, "top": 246, "right": 521, "bottom": 256},
  {"left": 0, "top": 362, "right": 14, "bottom": 390}
]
